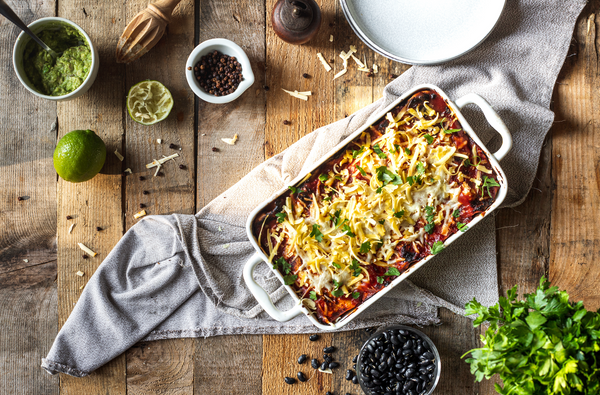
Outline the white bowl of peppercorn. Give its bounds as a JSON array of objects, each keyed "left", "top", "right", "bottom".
[{"left": 186, "top": 38, "right": 255, "bottom": 104}]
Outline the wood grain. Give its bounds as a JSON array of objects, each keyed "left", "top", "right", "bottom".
[
  {"left": 122, "top": 0, "right": 196, "bottom": 393},
  {"left": 56, "top": 0, "right": 127, "bottom": 393},
  {"left": 549, "top": 2, "right": 600, "bottom": 311}
]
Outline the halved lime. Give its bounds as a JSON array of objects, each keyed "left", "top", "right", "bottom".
[{"left": 127, "top": 80, "right": 174, "bottom": 125}]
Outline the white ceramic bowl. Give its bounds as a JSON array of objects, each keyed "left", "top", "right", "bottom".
[
  {"left": 12, "top": 17, "right": 99, "bottom": 101},
  {"left": 185, "top": 38, "right": 255, "bottom": 104}
]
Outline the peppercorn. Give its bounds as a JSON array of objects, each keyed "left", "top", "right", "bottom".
[
  {"left": 96, "top": 227, "right": 102, "bottom": 231},
  {"left": 179, "top": 164, "right": 186, "bottom": 170},
  {"left": 66, "top": 215, "right": 72, "bottom": 220},
  {"left": 82, "top": 254, "right": 88, "bottom": 259},
  {"left": 17, "top": 196, "right": 23, "bottom": 201},
  {"left": 169, "top": 143, "right": 177, "bottom": 149},
  {"left": 263, "top": 85, "right": 270, "bottom": 91},
  {"left": 212, "top": 147, "right": 219, "bottom": 152},
  {"left": 388, "top": 73, "right": 398, "bottom": 79},
  {"left": 139, "top": 176, "right": 145, "bottom": 181},
  {"left": 143, "top": 190, "right": 149, "bottom": 195},
  {"left": 283, "top": 120, "right": 290, "bottom": 125},
  {"left": 302, "top": 73, "right": 310, "bottom": 79},
  {"left": 139, "top": 203, "right": 146, "bottom": 208}
]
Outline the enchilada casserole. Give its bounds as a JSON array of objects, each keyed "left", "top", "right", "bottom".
[{"left": 252, "top": 89, "right": 501, "bottom": 325}]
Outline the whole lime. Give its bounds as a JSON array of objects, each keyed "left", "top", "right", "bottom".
[{"left": 53, "top": 129, "right": 106, "bottom": 183}]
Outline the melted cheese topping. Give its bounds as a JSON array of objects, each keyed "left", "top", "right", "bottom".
[{"left": 265, "top": 99, "right": 493, "bottom": 298}]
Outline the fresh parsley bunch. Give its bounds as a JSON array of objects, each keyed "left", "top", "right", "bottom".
[{"left": 464, "top": 277, "right": 600, "bottom": 395}]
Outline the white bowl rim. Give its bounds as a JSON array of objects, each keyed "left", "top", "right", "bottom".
[
  {"left": 185, "top": 38, "right": 255, "bottom": 104},
  {"left": 12, "top": 16, "right": 97, "bottom": 100}
]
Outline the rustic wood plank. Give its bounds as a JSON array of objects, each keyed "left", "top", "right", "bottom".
[
  {"left": 0, "top": 262, "right": 58, "bottom": 395},
  {"left": 56, "top": 0, "right": 127, "bottom": 393},
  {"left": 193, "top": 0, "right": 267, "bottom": 393},
  {"left": 121, "top": 0, "right": 196, "bottom": 393},
  {"left": 550, "top": 2, "right": 600, "bottom": 311}
]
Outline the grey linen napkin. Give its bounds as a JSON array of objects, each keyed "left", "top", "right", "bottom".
[{"left": 42, "top": 0, "right": 587, "bottom": 377}]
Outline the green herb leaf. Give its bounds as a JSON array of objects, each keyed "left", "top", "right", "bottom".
[
  {"left": 457, "top": 222, "right": 468, "bottom": 232},
  {"left": 385, "top": 267, "right": 401, "bottom": 276},
  {"left": 373, "top": 144, "right": 387, "bottom": 159},
  {"left": 329, "top": 209, "right": 341, "bottom": 226},
  {"left": 394, "top": 210, "right": 405, "bottom": 219},
  {"left": 404, "top": 147, "right": 411, "bottom": 155},
  {"left": 464, "top": 158, "right": 473, "bottom": 167},
  {"left": 416, "top": 162, "right": 426, "bottom": 175},
  {"left": 357, "top": 166, "right": 367, "bottom": 176},
  {"left": 310, "top": 224, "right": 324, "bottom": 242},
  {"left": 352, "top": 291, "right": 361, "bottom": 299},
  {"left": 349, "top": 259, "right": 361, "bottom": 277},
  {"left": 342, "top": 224, "right": 355, "bottom": 237},
  {"left": 359, "top": 241, "right": 371, "bottom": 254},
  {"left": 283, "top": 274, "right": 297, "bottom": 285},
  {"left": 333, "top": 280, "right": 340, "bottom": 288},
  {"left": 378, "top": 219, "right": 386, "bottom": 225},
  {"left": 352, "top": 147, "right": 364, "bottom": 158},
  {"left": 288, "top": 186, "right": 298, "bottom": 194},
  {"left": 273, "top": 257, "right": 291, "bottom": 274},
  {"left": 275, "top": 211, "right": 287, "bottom": 223},
  {"left": 444, "top": 128, "right": 461, "bottom": 134},
  {"left": 424, "top": 223, "right": 435, "bottom": 234},
  {"left": 424, "top": 134, "right": 434, "bottom": 144},
  {"left": 375, "top": 166, "right": 403, "bottom": 188},
  {"left": 482, "top": 176, "right": 500, "bottom": 198},
  {"left": 377, "top": 276, "right": 384, "bottom": 284},
  {"left": 332, "top": 289, "right": 344, "bottom": 297},
  {"left": 331, "top": 262, "right": 341, "bottom": 269},
  {"left": 335, "top": 176, "right": 343, "bottom": 181},
  {"left": 431, "top": 241, "right": 444, "bottom": 255},
  {"left": 452, "top": 209, "right": 460, "bottom": 218},
  {"left": 309, "top": 291, "right": 317, "bottom": 301},
  {"left": 393, "top": 144, "right": 400, "bottom": 153},
  {"left": 319, "top": 173, "right": 329, "bottom": 182}
]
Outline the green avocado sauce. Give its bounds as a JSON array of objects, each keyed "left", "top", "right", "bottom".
[{"left": 23, "top": 24, "right": 92, "bottom": 96}]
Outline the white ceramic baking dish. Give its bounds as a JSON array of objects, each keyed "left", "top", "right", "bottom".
[{"left": 243, "top": 84, "right": 512, "bottom": 330}]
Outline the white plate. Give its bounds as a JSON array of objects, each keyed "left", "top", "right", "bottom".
[{"left": 340, "top": 0, "right": 505, "bottom": 65}]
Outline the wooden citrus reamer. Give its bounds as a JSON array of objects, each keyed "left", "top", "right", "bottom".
[{"left": 115, "top": 0, "right": 183, "bottom": 64}]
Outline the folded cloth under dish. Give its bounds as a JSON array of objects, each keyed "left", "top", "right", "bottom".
[{"left": 42, "top": 0, "right": 587, "bottom": 377}]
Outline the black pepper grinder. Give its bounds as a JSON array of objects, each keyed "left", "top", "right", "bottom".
[{"left": 272, "top": 0, "right": 321, "bottom": 45}]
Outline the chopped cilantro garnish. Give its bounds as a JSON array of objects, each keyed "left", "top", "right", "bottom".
[
  {"left": 273, "top": 257, "right": 291, "bottom": 274},
  {"left": 377, "top": 276, "right": 384, "bottom": 284},
  {"left": 318, "top": 173, "right": 329, "bottom": 182},
  {"left": 444, "top": 128, "right": 461, "bottom": 134},
  {"left": 323, "top": 195, "right": 332, "bottom": 201},
  {"left": 424, "top": 206, "right": 435, "bottom": 234},
  {"left": 373, "top": 144, "right": 387, "bottom": 159},
  {"left": 482, "top": 176, "right": 500, "bottom": 197},
  {"left": 378, "top": 219, "right": 386, "bottom": 225},
  {"left": 393, "top": 144, "right": 400, "bottom": 153},
  {"left": 457, "top": 222, "right": 468, "bottom": 232},
  {"left": 283, "top": 274, "right": 297, "bottom": 285},
  {"left": 349, "top": 259, "right": 361, "bottom": 277},
  {"left": 452, "top": 209, "right": 460, "bottom": 218},
  {"left": 329, "top": 209, "right": 341, "bottom": 226},
  {"left": 332, "top": 289, "right": 344, "bottom": 297},
  {"left": 424, "top": 223, "right": 435, "bottom": 234},
  {"left": 331, "top": 262, "right": 341, "bottom": 269},
  {"left": 431, "top": 241, "right": 444, "bottom": 255},
  {"left": 275, "top": 211, "right": 287, "bottom": 223},
  {"left": 310, "top": 224, "right": 324, "bottom": 242},
  {"left": 416, "top": 162, "right": 425, "bottom": 174},
  {"left": 404, "top": 147, "right": 411, "bottom": 155},
  {"left": 288, "top": 186, "right": 298, "bottom": 194},
  {"left": 406, "top": 175, "right": 422, "bottom": 186},
  {"left": 333, "top": 280, "right": 340, "bottom": 288},
  {"left": 424, "top": 134, "right": 434, "bottom": 144},
  {"left": 335, "top": 176, "right": 342, "bottom": 181},
  {"left": 352, "top": 291, "right": 360, "bottom": 299},
  {"left": 385, "top": 267, "right": 401, "bottom": 276},
  {"left": 356, "top": 166, "right": 367, "bottom": 176},
  {"left": 394, "top": 210, "right": 405, "bottom": 219},
  {"left": 342, "top": 224, "right": 355, "bottom": 237},
  {"left": 375, "top": 166, "right": 402, "bottom": 189},
  {"left": 464, "top": 158, "right": 473, "bottom": 167},
  {"left": 309, "top": 291, "right": 317, "bottom": 301},
  {"left": 352, "top": 147, "right": 364, "bottom": 158},
  {"left": 359, "top": 241, "right": 371, "bottom": 254},
  {"left": 376, "top": 187, "right": 383, "bottom": 194}
]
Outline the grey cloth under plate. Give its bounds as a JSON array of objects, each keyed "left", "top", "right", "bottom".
[{"left": 42, "top": 0, "right": 587, "bottom": 377}]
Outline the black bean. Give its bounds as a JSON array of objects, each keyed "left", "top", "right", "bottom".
[
  {"left": 352, "top": 364, "right": 356, "bottom": 369},
  {"left": 387, "top": 356, "right": 395, "bottom": 366},
  {"left": 403, "top": 340, "right": 413, "bottom": 350},
  {"left": 297, "top": 354, "right": 307, "bottom": 364},
  {"left": 284, "top": 377, "right": 296, "bottom": 384},
  {"left": 352, "top": 375, "right": 359, "bottom": 384},
  {"left": 371, "top": 369, "right": 381, "bottom": 378},
  {"left": 418, "top": 359, "right": 432, "bottom": 366},
  {"left": 402, "top": 349, "right": 413, "bottom": 357},
  {"left": 323, "top": 346, "right": 335, "bottom": 353},
  {"left": 311, "top": 358, "right": 319, "bottom": 369},
  {"left": 378, "top": 362, "right": 387, "bottom": 372},
  {"left": 297, "top": 372, "right": 307, "bottom": 382},
  {"left": 352, "top": 355, "right": 358, "bottom": 363},
  {"left": 405, "top": 368, "right": 416, "bottom": 378},
  {"left": 324, "top": 354, "right": 332, "bottom": 363},
  {"left": 428, "top": 372, "right": 434, "bottom": 380},
  {"left": 422, "top": 351, "right": 434, "bottom": 359},
  {"left": 426, "top": 364, "right": 436, "bottom": 372},
  {"left": 372, "top": 378, "right": 381, "bottom": 385},
  {"left": 395, "top": 373, "right": 404, "bottom": 381},
  {"left": 320, "top": 362, "right": 329, "bottom": 370},
  {"left": 345, "top": 369, "right": 354, "bottom": 380},
  {"left": 309, "top": 334, "right": 319, "bottom": 341},
  {"left": 329, "top": 362, "right": 340, "bottom": 369},
  {"left": 366, "top": 343, "right": 375, "bottom": 353},
  {"left": 390, "top": 335, "right": 400, "bottom": 345},
  {"left": 403, "top": 380, "right": 415, "bottom": 391},
  {"left": 422, "top": 341, "right": 431, "bottom": 351},
  {"left": 325, "top": 392, "right": 333, "bottom": 395},
  {"left": 406, "top": 362, "right": 417, "bottom": 369},
  {"left": 418, "top": 367, "right": 428, "bottom": 375}
]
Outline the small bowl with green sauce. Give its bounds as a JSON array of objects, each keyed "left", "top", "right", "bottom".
[{"left": 12, "top": 17, "right": 99, "bottom": 101}]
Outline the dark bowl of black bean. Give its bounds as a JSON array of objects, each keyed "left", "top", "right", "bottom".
[{"left": 356, "top": 325, "right": 441, "bottom": 395}]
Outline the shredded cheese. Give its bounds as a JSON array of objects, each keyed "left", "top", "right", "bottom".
[
  {"left": 329, "top": 34, "right": 333, "bottom": 42},
  {"left": 77, "top": 243, "right": 97, "bottom": 257},
  {"left": 333, "top": 69, "right": 347, "bottom": 80},
  {"left": 114, "top": 150, "right": 124, "bottom": 161},
  {"left": 282, "top": 89, "right": 309, "bottom": 101},
  {"left": 222, "top": 134, "right": 239, "bottom": 145},
  {"left": 76, "top": 271, "right": 84, "bottom": 277},
  {"left": 134, "top": 210, "right": 147, "bottom": 219},
  {"left": 68, "top": 223, "right": 76, "bottom": 234},
  {"left": 146, "top": 153, "right": 179, "bottom": 168},
  {"left": 316, "top": 53, "right": 332, "bottom": 72}
]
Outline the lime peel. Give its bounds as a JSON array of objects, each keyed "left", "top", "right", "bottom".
[{"left": 127, "top": 80, "right": 173, "bottom": 125}]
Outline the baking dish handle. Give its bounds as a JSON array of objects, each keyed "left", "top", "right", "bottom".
[
  {"left": 454, "top": 93, "right": 512, "bottom": 161},
  {"left": 243, "top": 253, "right": 304, "bottom": 322}
]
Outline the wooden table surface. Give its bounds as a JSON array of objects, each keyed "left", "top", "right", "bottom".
[{"left": 2, "top": 0, "right": 599, "bottom": 394}]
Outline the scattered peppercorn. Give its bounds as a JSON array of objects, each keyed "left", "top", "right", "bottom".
[
  {"left": 17, "top": 196, "right": 23, "bottom": 201},
  {"left": 283, "top": 120, "right": 290, "bottom": 125},
  {"left": 66, "top": 215, "right": 72, "bottom": 220},
  {"left": 96, "top": 227, "right": 102, "bottom": 231},
  {"left": 139, "top": 203, "right": 146, "bottom": 208},
  {"left": 302, "top": 73, "right": 310, "bottom": 78},
  {"left": 366, "top": 72, "right": 373, "bottom": 77},
  {"left": 194, "top": 50, "right": 243, "bottom": 97},
  {"left": 82, "top": 254, "right": 88, "bottom": 259},
  {"left": 156, "top": 171, "right": 164, "bottom": 177},
  {"left": 169, "top": 143, "right": 177, "bottom": 149},
  {"left": 178, "top": 164, "right": 186, "bottom": 170},
  {"left": 263, "top": 85, "right": 270, "bottom": 91},
  {"left": 143, "top": 190, "right": 149, "bottom": 195},
  {"left": 388, "top": 73, "right": 398, "bottom": 79},
  {"left": 187, "top": 66, "right": 192, "bottom": 70},
  {"left": 212, "top": 147, "right": 219, "bottom": 152},
  {"left": 139, "top": 176, "right": 145, "bottom": 181}
]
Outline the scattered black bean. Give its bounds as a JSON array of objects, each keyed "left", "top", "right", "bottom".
[
  {"left": 352, "top": 355, "right": 358, "bottom": 363},
  {"left": 309, "top": 334, "right": 319, "bottom": 341},
  {"left": 297, "top": 372, "right": 307, "bottom": 382},
  {"left": 323, "top": 346, "right": 335, "bottom": 353},
  {"left": 323, "top": 355, "right": 332, "bottom": 364},
  {"left": 352, "top": 375, "right": 359, "bottom": 385},
  {"left": 297, "top": 354, "right": 307, "bottom": 364},
  {"left": 284, "top": 377, "right": 296, "bottom": 385},
  {"left": 325, "top": 392, "right": 333, "bottom": 395},
  {"left": 169, "top": 143, "right": 177, "bottom": 149},
  {"left": 320, "top": 362, "right": 328, "bottom": 370},
  {"left": 194, "top": 50, "right": 243, "bottom": 97},
  {"left": 345, "top": 370, "right": 354, "bottom": 380},
  {"left": 311, "top": 358, "right": 319, "bottom": 369},
  {"left": 329, "top": 362, "right": 340, "bottom": 369}
]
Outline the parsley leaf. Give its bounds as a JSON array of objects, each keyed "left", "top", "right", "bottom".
[
  {"left": 352, "top": 147, "right": 364, "bottom": 158},
  {"left": 359, "top": 241, "right": 371, "bottom": 254},
  {"left": 457, "top": 222, "right": 468, "bottom": 232},
  {"left": 309, "top": 291, "right": 317, "bottom": 301},
  {"left": 332, "top": 289, "right": 344, "bottom": 297},
  {"left": 342, "top": 224, "right": 355, "bottom": 237},
  {"left": 378, "top": 219, "right": 386, "bottom": 225},
  {"left": 443, "top": 128, "right": 461, "bottom": 134},
  {"left": 376, "top": 166, "right": 402, "bottom": 188},
  {"left": 424, "top": 134, "right": 434, "bottom": 144},
  {"left": 275, "top": 211, "right": 287, "bottom": 223},
  {"left": 349, "top": 259, "right": 361, "bottom": 277},
  {"left": 431, "top": 241, "right": 444, "bottom": 255},
  {"left": 283, "top": 274, "right": 297, "bottom": 285},
  {"left": 482, "top": 176, "right": 500, "bottom": 197},
  {"left": 394, "top": 210, "right": 405, "bottom": 219},
  {"left": 273, "top": 257, "right": 291, "bottom": 274},
  {"left": 356, "top": 166, "right": 367, "bottom": 176},
  {"left": 352, "top": 291, "right": 361, "bottom": 299},
  {"left": 318, "top": 173, "right": 329, "bottom": 182},
  {"left": 331, "top": 262, "right": 341, "bottom": 269},
  {"left": 406, "top": 175, "right": 422, "bottom": 186},
  {"left": 329, "top": 209, "right": 341, "bottom": 226},
  {"left": 288, "top": 186, "right": 298, "bottom": 194},
  {"left": 452, "top": 209, "right": 460, "bottom": 218},
  {"left": 373, "top": 144, "right": 387, "bottom": 159},
  {"left": 393, "top": 144, "right": 400, "bottom": 153},
  {"left": 309, "top": 224, "right": 323, "bottom": 242},
  {"left": 385, "top": 267, "right": 401, "bottom": 276},
  {"left": 377, "top": 276, "right": 384, "bottom": 284}
]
